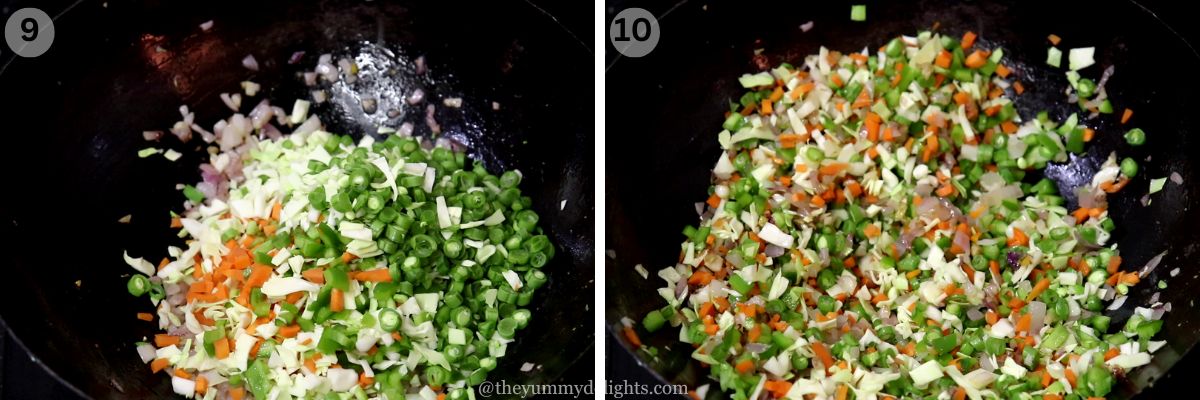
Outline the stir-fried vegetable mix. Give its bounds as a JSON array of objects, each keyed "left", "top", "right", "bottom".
[
  {"left": 124, "top": 102, "right": 553, "bottom": 399},
  {"left": 637, "top": 31, "right": 1165, "bottom": 400}
]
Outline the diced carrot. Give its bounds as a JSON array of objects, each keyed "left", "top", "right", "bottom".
[
  {"left": 953, "top": 91, "right": 971, "bottom": 105},
  {"left": 996, "top": 64, "right": 1011, "bottom": 78},
  {"left": 1001, "top": 121, "right": 1018, "bottom": 134},
  {"left": 358, "top": 372, "right": 375, "bottom": 388},
  {"left": 302, "top": 267, "right": 326, "bottom": 284},
  {"left": 764, "top": 380, "right": 793, "bottom": 398},
  {"left": 985, "top": 310, "right": 999, "bottom": 325},
  {"left": 304, "top": 356, "right": 317, "bottom": 373},
  {"left": 245, "top": 265, "right": 272, "bottom": 288},
  {"left": 935, "top": 50, "right": 952, "bottom": 68},
  {"left": 213, "top": 337, "right": 231, "bottom": 359},
  {"left": 778, "top": 133, "right": 804, "bottom": 148},
  {"left": 819, "top": 162, "right": 849, "bottom": 176},
  {"left": 713, "top": 297, "right": 731, "bottom": 312},
  {"left": 1121, "top": 108, "right": 1133, "bottom": 124},
  {"left": 230, "top": 387, "right": 245, "bottom": 400},
  {"left": 137, "top": 312, "right": 154, "bottom": 321},
  {"left": 747, "top": 323, "right": 762, "bottom": 342},
  {"left": 936, "top": 184, "right": 955, "bottom": 197},
  {"left": 811, "top": 341, "right": 835, "bottom": 372},
  {"left": 195, "top": 375, "right": 209, "bottom": 395},
  {"left": 330, "top": 288, "right": 345, "bottom": 312},
  {"left": 285, "top": 291, "right": 305, "bottom": 305},
  {"left": 1048, "top": 34, "right": 1061, "bottom": 45},
  {"left": 962, "top": 31, "right": 978, "bottom": 49},
  {"left": 965, "top": 50, "right": 988, "bottom": 69},
  {"left": 789, "top": 82, "right": 815, "bottom": 100},
  {"left": 923, "top": 135, "right": 938, "bottom": 162},
  {"left": 836, "top": 384, "right": 849, "bottom": 400},
  {"left": 1013, "top": 81, "right": 1025, "bottom": 94},
  {"left": 706, "top": 193, "right": 721, "bottom": 208},
  {"left": 1015, "top": 313, "right": 1032, "bottom": 334},
  {"left": 1065, "top": 368, "right": 1078, "bottom": 388},
  {"left": 688, "top": 269, "right": 714, "bottom": 286},
  {"left": 154, "top": 334, "right": 181, "bottom": 348},
  {"left": 953, "top": 387, "right": 967, "bottom": 400},
  {"left": 1008, "top": 227, "right": 1029, "bottom": 247},
  {"left": 1107, "top": 255, "right": 1122, "bottom": 274},
  {"left": 150, "top": 358, "right": 170, "bottom": 373},
  {"left": 768, "top": 86, "right": 785, "bottom": 102},
  {"left": 1043, "top": 395, "right": 1063, "bottom": 400},
  {"left": 830, "top": 73, "right": 843, "bottom": 87},
  {"left": 353, "top": 269, "right": 394, "bottom": 283},
  {"left": 865, "top": 113, "right": 882, "bottom": 141},
  {"left": 740, "top": 103, "right": 756, "bottom": 116},
  {"left": 270, "top": 202, "right": 282, "bottom": 221},
  {"left": 1073, "top": 207, "right": 1091, "bottom": 223},
  {"left": 863, "top": 224, "right": 881, "bottom": 238},
  {"left": 623, "top": 326, "right": 643, "bottom": 347},
  {"left": 1083, "top": 128, "right": 1095, "bottom": 142},
  {"left": 761, "top": 99, "right": 774, "bottom": 115},
  {"left": 1104, "top": 347, "right": 1121, "bottom": 361},
  {"left": 1027, "top": 278, "right": 1051, "bottom": 302},
  {"left": 779, "top": 176, "right": 793, "bottom": 187},
  {"left": 278, "top": 324, "right": 301, "bottom": 338},
  {"left": 735, "top": 359, "right": 755, "bottom": 374}
]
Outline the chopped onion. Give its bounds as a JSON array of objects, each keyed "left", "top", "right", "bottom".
[
  {"left": 1108, "top": 295, "right": 1127, "bottom": 311},
  {"left": 1171, "top": 171, "right": 1183, "bottom": 185},
  {"left": 407, "top": 88, "right": 425, "bottom": 104},
  {"left": 288, "top": 51, "right": 305, "bottom": 65},
  {"left": 293, "top": 115, "right": 323, "bottom": 137},
  {"left": 398, "top": 122, "right": 414, "bottom": 136},
  {"left": 143, "top": 130, "right": 163, "bottom": 141},
  {"left": 198, "top": 20, "right": 213, "bottom": 31},
  {"left": 800, "top": 21, "right": 814, "bottom": 32},
  {"left": 240, "top": 81, "right": 260, "bottom": 96},
  {"left": 219, "top": 92, "right": 241, "bottom": 111},
  {"left": 1027, "top": 301, "right": 1046, "bottom": 334},
  {"left": 241, "top": 54, "right": 259, "bottom": 71},
  {"left": 136, "top": 343, "right": 157, "bottom": 363},
  {"left": 426, "top": 104, "right": 441, "bottom": 134},
  {"left": 1139, "top": 251, "right": 1166, "bottom": 278}
]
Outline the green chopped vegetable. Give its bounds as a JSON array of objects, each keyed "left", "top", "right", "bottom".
[{"left": 850, "top": 5, "right": 867, "bottom": 21}]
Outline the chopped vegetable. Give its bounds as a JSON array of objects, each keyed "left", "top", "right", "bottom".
[
  {"left": 121, "top": 85, "right": 555, "bottom": 398},
  {"left": 639, "top": 30, "right": 1163, "bottom": 400},
  {"left": 1068, "top": 47, "right": 1096, "bottom": 71},
  {"left": 1047, "top": 47, "right": 1063, "bottom": 68},
  {"left": 850, "top": 5, "right": 867, "bottom": 21}
]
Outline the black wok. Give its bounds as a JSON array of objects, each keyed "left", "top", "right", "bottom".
[
  {"left": 0, "top": 0, "right": 593, "bottom": 398},
  {"left": 606, "top": 0, "right": 1200, "bottom": 398}
]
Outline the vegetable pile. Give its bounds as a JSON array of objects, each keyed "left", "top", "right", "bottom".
[
  {"left": 635, "top": 30, "right": 1166, "bottom": 400},
  {"left": 125, "top": 91, "right": 553, "bottom": 399}
]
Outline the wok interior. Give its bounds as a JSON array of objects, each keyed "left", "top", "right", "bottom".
[
  {"left": 0, "top": 0, "right": 593, "bottom": 397},
  {"left": 605, "top": 0, "right": 1200, "bottom": 397}
]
